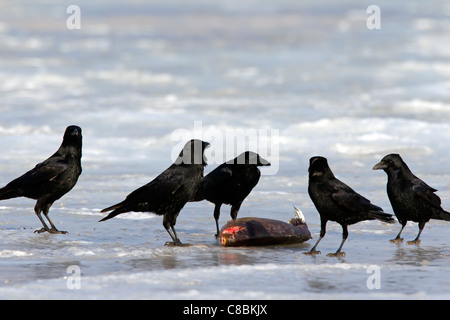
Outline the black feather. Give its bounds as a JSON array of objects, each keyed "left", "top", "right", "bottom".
[
  {"left": 0, "top": 125, "right": 82, "bottom": 234},
  {"left": 191, "top": 151, "right": 270, "bottom": 237},
  {"left": 306, "top": 156, "right": 394, "bottom": 256},
  {"left": 373, "top": 153, "right": 450, "bottom": 243},
  {"left": 100, "top": 139, "right": 210, "bottom": 246}
]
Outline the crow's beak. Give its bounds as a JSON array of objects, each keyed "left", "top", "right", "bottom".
[
  {"left": 373, "top": 161, "right": 387, "bottom": 170},
  {"left": 259, "top": 156, "right": 271, "bottom": 166}
]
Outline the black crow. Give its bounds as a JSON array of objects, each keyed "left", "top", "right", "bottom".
[
  {"left": 100, "top": 139, "right": 210, "bottom": 246},
  {"left": 306, "top": 156, "right": 395, "bottom": 257},
  {"left": 0, "top": 125, "right": 82, "bottom": 234},
  {"left": 373, "top": 153, "right": 450, "bottom": 244},
  {"left": 192, "top": 151, "right": 270, "bottom": 237}
]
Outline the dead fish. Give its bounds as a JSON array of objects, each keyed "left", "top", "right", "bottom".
[{"left": 219, "top": 206, "right": 312, "bottom": 247}]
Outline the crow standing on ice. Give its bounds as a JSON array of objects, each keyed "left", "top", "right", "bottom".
[
  {"left": 373, "top": 153, "right": 450, "bottom": 244},
  {"left": 306, "top": 156, "right": 395, "bottom": 257},
  {"left": 100, "top": 139, "right": 210, "bottom": 246},
  {"left": 192, "top": 151, "right": 270, "bottom": 237},
  {"left": 0, "top": 125, "right": 82, "bottom": 234}
]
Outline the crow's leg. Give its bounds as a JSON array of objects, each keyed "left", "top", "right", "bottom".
[
  {"left": 42, "top": 204, "right": 67, "bottom": 234},
  {"left": 33, "top": 202, "right": 50, "bottom": 234},
  {"left": 304, "top": 219, "right": 327, "bottom": 255},
  {"left": 34, "top": 211, "right": 50, "bottom": 234},
  {"left": 171, "top": 225, "right": 182, "bottom": 245},
  {"left": 407, "top": 221, "right": 425, "bottom": 245},
  {"left": 163, "top": 214, "right": 178, "bottom": 246},
  {"left": 213, "top": 203, "right": 222, "bottom": 238},
  {"left": 328, "top": 224, "right": 348, "bottom": 257},
  {"left": 390, "top": 221, "right": 406, "bottom": 243},
  {"left": 164, "top": 226, "right": 180, "bottom": 247},
  {"left": 230, "top": 203, "right": 241, "bottom": 220},
  {"left": 163, "top": 214, "right": 188, "bottom": 247}
]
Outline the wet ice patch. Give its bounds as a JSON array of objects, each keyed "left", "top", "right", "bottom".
[{"left": 0, "top": 250, "right": 33, "bottom": 258}]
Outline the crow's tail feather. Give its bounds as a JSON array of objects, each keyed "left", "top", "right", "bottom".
[
  {"left": 0, "top": 187, "right": 20, "bottom": 201},
  {"left": 99, "top": 210, "right": 122, "bottom": 222},
  {"left": 370, "top": 211, "right": 396, "bottom": 224},
  {"left": 100, "top": 203, "right": 121, "bottom": 213},
  {"left": 433, "top": 210, "right": 450, "bottom": 221},
  {"left": 99, "top": 202, "right": 125, "bottom": 222}
]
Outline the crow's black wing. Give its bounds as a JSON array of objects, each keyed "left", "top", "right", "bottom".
[
  {"left": 101, "top": 167, "right": 185, "bottom": 214},
  {"left": 0, "top": 157, "right": 69, "bottom": 197},
  {"left": 330, "top": 180, "right": 382, "bottom": 214},
  {"left": 410, "top": 177, "right": 442, "bottom": 209},
  {"left": 128, "top": 171, "right": 184, "bottom": 203},
  {"left": 203, "top": 165, "right": 233, "bottom": 187}
]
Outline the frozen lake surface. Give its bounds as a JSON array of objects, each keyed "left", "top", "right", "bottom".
[{"left": 0, "top": 0, "right": 450, "bottom": 299}]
